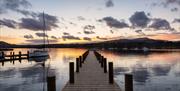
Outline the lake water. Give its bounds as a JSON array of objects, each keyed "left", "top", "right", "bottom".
[{"left": 0, "top": 48, "right": 180, "bottom": 91}]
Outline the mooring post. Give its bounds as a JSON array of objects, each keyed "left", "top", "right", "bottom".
[
  {"left": 47, "top": 76, "right": 56, "bottom": 91},
  {"left": 10, "top": 52, "right": 12, "bottom": 59},
  {"left": 125, "top": 74, "right": 133, "bottom": 91},
  {"left": 69, "top": 62, "right": 74, "bottom": 84},
  {"left": 13, "top": 52, "right": 15, "bottom": 60},
  {"left": 76, "top": 58, "right": 79, "bottom": 73},
  {"left": 101, "top": 56, "right": 104, "bottom": 68},
  {"left": 27, "top": 51, "right": 29, "bottom": 59},
  {"left": 19, "top": 51, "right": 21, "bottom": 59},
  {"left": 104, "top": 58, "right": 107, "bottom": 73},
  {"left": 109, "top": 62, "right": 114, "bottom": 84},
  {"left": 79, "top": 56, "right": 82, "bottom": 67}
]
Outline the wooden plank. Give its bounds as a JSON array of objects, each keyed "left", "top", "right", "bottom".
[{"left": 62, "top": 51, "right": 121, "bottom": 91}]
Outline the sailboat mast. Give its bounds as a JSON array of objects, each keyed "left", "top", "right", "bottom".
[{"left": 43, "top": 12, "right": 46, "bottom": 50}]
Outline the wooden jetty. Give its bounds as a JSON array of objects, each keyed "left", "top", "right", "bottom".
[
  {"left": 62, "top": 50, "right": 122, "bottom": 91},
  {"left": 0, "top": 51, "right": 29, "bottom": 61}
]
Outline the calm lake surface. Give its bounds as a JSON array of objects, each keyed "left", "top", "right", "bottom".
[{"left": 0, "top": 48, "right": 180, "bottom": 91}]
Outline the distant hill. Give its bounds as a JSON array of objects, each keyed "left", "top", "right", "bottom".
[
  {"left": 0, "top": 38, "right": 180, "bottom": 49},
  {"left": 0, "top": 41, "right": 14, "bottom": 48}
]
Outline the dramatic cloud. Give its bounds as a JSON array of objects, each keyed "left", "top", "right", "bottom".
[
  {"left": 105, "top": 0, "right": 114, "bottom": 8},
  {"left": 149, "top": 18, "right": 172, "bottom": 30},
  {"left": 0, "top": 18, "right": 17, "bottom": 28},
  {"left": 51, "top": 36, "right": 58, "bottom": 39},
  {"left": 100, "top": 17, "right": 129, "bottom": 28},
  {"left": 173, "top": 18, "right": 180, "bottom": 23},
  {"left": 19, "top": 13, "right": 59, "bottom": 31},
  {"left": 35, "top": 33, "right": 48, "bottom": 37},
  {"left": 24, "top": 34, "right": 33, "bottom": 39},
  {"left": 83, "top": 37, "right": 92, "bottom": 41},
  {"left": 129, "top": 11, "right": 150, "bottom": 28},
  {"left": 0, "top": 0, "right": 33, "bottom": 16},
  {"left": 96, "top": 36, "right": 108, "bottom": 40},
  {"left": 62, "top": 35, "right": 80, "bottom": 40}
]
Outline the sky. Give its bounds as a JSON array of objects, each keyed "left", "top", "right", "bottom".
[{"left": 0, "top": 0, "right": 180, "bottom": 44}]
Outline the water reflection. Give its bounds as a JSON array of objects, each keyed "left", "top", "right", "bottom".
[
  {"left": 100, "top": 50, "right": 180, "bottom": 91},
  {"left": 0, "top": 48, "right": 180, "bottom": 91}
]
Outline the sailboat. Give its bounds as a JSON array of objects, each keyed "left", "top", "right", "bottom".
[{"left": 29, "top": 12, "right": 49, "bottom": 58}]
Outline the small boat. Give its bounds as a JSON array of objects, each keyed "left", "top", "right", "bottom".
[
  {"left": 29, "top": 50, "right": 49, "bottom": 58},
  {"left": 29, "top": 12, "right": 49, "bottom": 58}
]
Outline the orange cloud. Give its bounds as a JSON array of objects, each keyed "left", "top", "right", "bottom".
[{"left": 148, "top": 33, "right": 180, "bottom": 41}]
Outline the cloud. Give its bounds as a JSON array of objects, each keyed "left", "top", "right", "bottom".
[
  {"left": 19, "top": 13, "right": 59, "bottom": 31},
  {"left": 77, "top": 16, "right": 85, "bottom": 21},
  {"left": 149, "top": 18, "right": 172, "bottom": 30},
  {"left": 24, "top": 34, "right": 33, "bottom": 39},
  {"left": 35, "top": 33, "right": 48, "bottom": 37},
  {"left": 135, "top": 30, "right": 145, "bottom": 35},
  {"left": 129, "top": 11, "right": 150, "bottom": 28},
  {"left": 105, "top": 0, "right": 114, "bottom": 8},
  {"left": 110, "top": 30, "right": 114, "bottom": 34},
  {"left": 0, "top": 18, "right": 17, "bottom": 28},
  {"left": 0, "top": 0, "right": 33, "bottom": 16},
  {"left": 163, "top": 0, "right": 180, "bottom": 6},
  {"left": 84, "top": 30, "right": 95, "bottom": 34},
  {"left": 100, "top": 17, "right": 129, "bottom": 28},
  {"left": 83, "top": 25, "right": 95, "bottom": 30},
  {"left": 62, "top": 35, "right": 80, "bottom": 40},
  {"left": 171, "top": 7, "right": 178, "bottom": 12},
  {"left": 83, "top": 37, "right": 92, "bottom": 41},
  {"left": 51, "top": 36, "right": 58, "bottom": 39},
  {"left": 173, "top": 18, "right": 180, "bottom": 23},
  {"left": 63, "top": 32, "right": 70, "bottom": 35},
  {"left": 26, "top": 39, "right": 58, "bottom": 44},
  {"left": 96, "top": 36, "right": 108, "bottom": 40}
]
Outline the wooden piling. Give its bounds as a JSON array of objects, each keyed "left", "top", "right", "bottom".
[
  {"left": 69, "top": 62, "right": 74, "bottom": 84},
  {"left": 10, "top": 52, "right": 12, "bottom": 59},
  {"left": 104, "top": 58, "right": 107, "bottom": 73},
  {"left": 79, "top": 56, "right": 82, "bottom": 67},
  {"left": 109, "top": 62, "right": 114, "bottom": 84},
  {"left": 27, "top": 51, "right": 29, "bottom": 59},
  {"left": 125, "top": 74, "right": 133, "bottom": 91},
  {"left": 12, "top": 52, "right": 15, "bottom": 60},
  {"left": 19, "top": 51, "right": 21, "bottom": 59},
  {"left": 101, "top": 56, "right": 104, "bottom": 67},
  {"left": 47, "top": 76, "right": 56, "bottom": 91},
  {"left": 76, "top": 58, "right": 79, "bottom": 73}
]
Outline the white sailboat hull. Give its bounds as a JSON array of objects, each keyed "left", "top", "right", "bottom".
[{"left": 29, "top": 50, "right": 49, "bottom": 58}]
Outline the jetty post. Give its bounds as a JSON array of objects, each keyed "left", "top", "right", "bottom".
[
  {"left": 69, "top": 62, "right": 74, "bottom": 84},
  {"left": 76, "top": 58, "right": 79, "bottom": 73},
  {"left": 79, "top": 56, "right": 82, "bottom": 67},
  {"left": 104, "top": 58, "right": 107, "bottom": 73},
  {"left": 101, "top": 56, "right": 104, "bottom": 67},
  {"left": 47, "top": 76, "right": 56, "bottom": 91},
  {"left": 125, "top": 74, "right": 133, "bottom": 91},
  {"left": 109, "top": 62, "right": 114, "bottom": 84}
]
